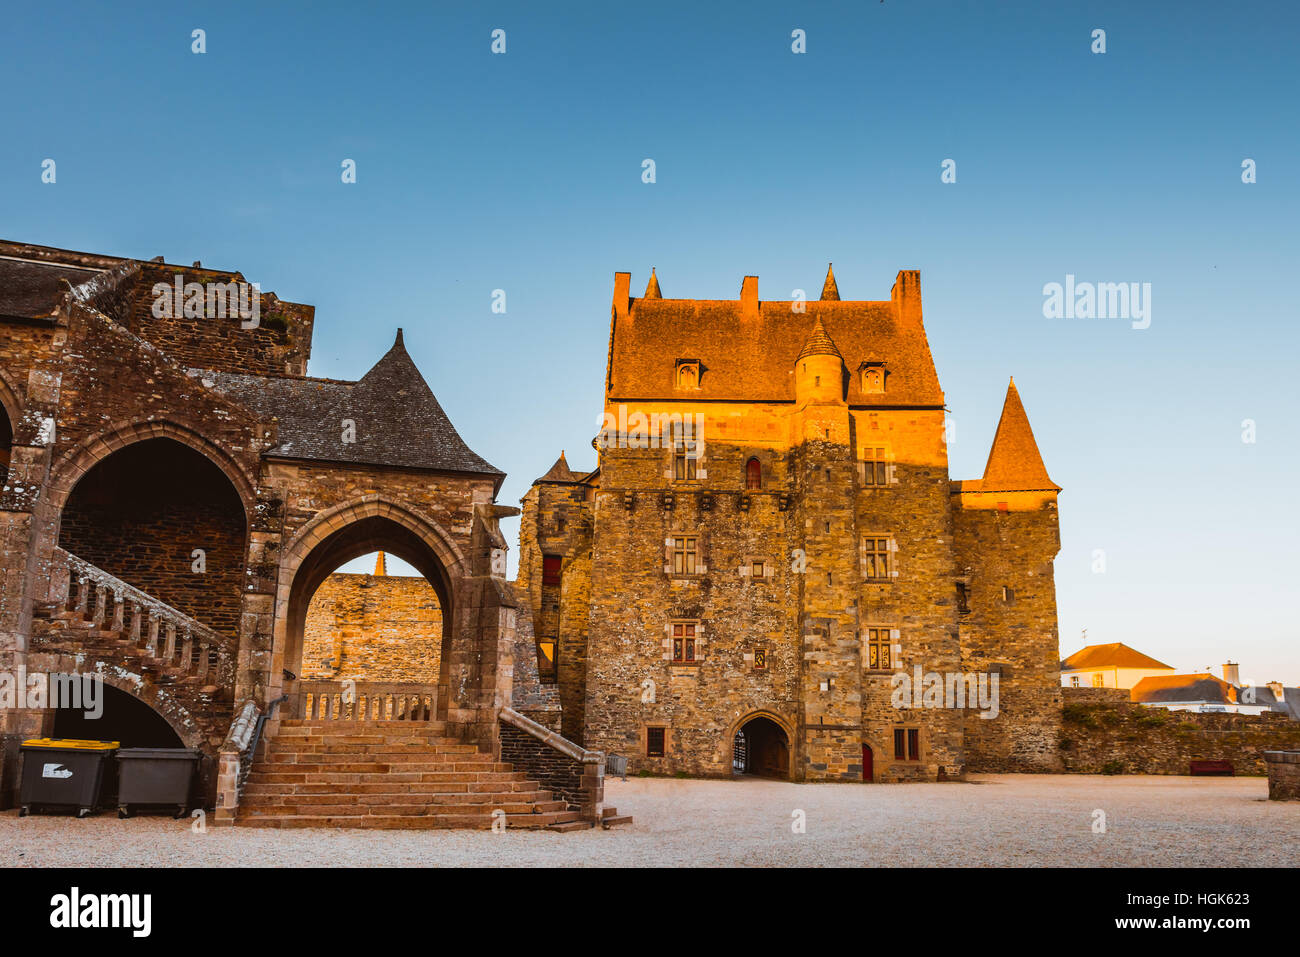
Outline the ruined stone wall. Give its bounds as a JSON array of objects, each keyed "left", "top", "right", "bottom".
[
  {"left": 1059, "top": 696, "right": 1300, "bottom": 775},
  {"left": 955, "top": 494, "right": 1064, "bottom": 772},
  {"left": 122, "top": 262, "right": 314, "bottom": 377},
  {"left": 300, "top": 572, "right": 441, "bottom": 681}
]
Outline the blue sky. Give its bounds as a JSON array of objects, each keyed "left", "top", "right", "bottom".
[{"left": 3, "top": 1, "right": 1297, "bottom": 681}]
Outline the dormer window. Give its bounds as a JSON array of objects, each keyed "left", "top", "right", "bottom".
[
  {"left": 675, "top": 360, "right": 700, "bottom": 391},
  {"left": 860, "top": 362, "right": 886, "bottom": 394}
]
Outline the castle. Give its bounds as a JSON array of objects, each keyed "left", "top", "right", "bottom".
[
  {"left": 517, "top": 267, "right": 1064, "bottom": 781},
  {"left": 0, "top": 239, "right": 1062, "bottom": 828}
]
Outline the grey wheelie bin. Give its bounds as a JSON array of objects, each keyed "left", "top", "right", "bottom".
[
  {"left": 18, "top": 738, "right": 119, "bottom": 818},
  {"left": 115, "top": 748, "right": 201, "bottom": 818}
]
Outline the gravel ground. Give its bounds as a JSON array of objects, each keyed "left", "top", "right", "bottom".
[{"left": 3, "top": 774, "right": 1294, "bottom": 867}]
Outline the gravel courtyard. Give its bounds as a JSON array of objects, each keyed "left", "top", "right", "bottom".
[{"left": 3, "top": 774, "right": 1294, "bottom": 867}]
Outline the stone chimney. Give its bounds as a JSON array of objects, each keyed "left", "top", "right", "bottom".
[{"left": 1222, "top": 661, "right": 1240, "bottom": 686}]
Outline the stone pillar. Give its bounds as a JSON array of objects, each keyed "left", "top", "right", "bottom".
[{"left": 1264, "top": 750, "right": 1300, "bottom": 801}]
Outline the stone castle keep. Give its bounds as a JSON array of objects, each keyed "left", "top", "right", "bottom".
[
  {"left": 0, "top": 239, "right": 1063, "bottom": 827},
  {"left": 517, "top": 266, "right": 1065, "bottom": 781}
]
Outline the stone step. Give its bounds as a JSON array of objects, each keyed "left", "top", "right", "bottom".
[
  {"left": 262, "top": 750, "right": 491, "bottom": 765},
  {"left": 237, "top": 810, "right": 579, "bottom": 830},
  {"left": 548, "top": 820, "right": 594, "bottom": 833},
  {"left": 601, "top": 815, "right": 634, "bottom": 828},
  {"left": 241, "top": 788, "right": 557, "bottom": 806},
  {"left": 241, "top": 780, "right": 552, "bottom": 797},
  {"left": 244, "top": 766, "right": 526, "bottom": 785},
  {"left": 240, "top": 798, "right": 569, "bottom": 817}
]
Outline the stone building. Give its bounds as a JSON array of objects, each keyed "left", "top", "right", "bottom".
[
  {"left": 0, "top": 240, "right": 595, "bottom": 827},
  {"left": 518, "top": 266, "right": 1065, "bottom": 782}
]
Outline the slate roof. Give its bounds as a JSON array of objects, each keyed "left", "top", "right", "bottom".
[
  {"left": 0, "top": 255, "right": 109, "bottom": 319},
  {"left": 198, "top": 330, "right": 502, "bottom": 478},
  {"left": 535, "top": 451, "right": 582, "bottom": 484},
  {"left": 1061, "top": 642, "right": 1174, "bottom": 671},
  {"left": 1130, "top": 674, "right": 1237, "bottom": 705},
  {"left": 607, "top": 294, "right": 943, "bottom": 406},
  {"left": 968, "top": 378, "right": 1060, "bottom": 493}
]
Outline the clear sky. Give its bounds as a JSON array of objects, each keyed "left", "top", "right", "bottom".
[{"left": 3, "top": 1, "right": 1296, "bottom": 682}]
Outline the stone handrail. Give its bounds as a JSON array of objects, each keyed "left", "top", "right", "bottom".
[
  {"left": 215, "top": 699, "right": 260, "bottom": 824},
  {"left": 499, "top": 706, "right": 602, "bottom": 766},
  {"left": 49, "top": 547, "right": 232, "bottom": 677},
  {"left": 498, "top": 707, "right": 605, "bottom": 822},
  {"left": 292, "top": 680, "right": 438, "bottom": 722}
]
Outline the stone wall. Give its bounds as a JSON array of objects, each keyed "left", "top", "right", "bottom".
[
  {"left": 498, "top": 721, "right": 602, "bottom": 818},
  {"left": 301, "top": 571, "right": 442, "bottom": 682},
  {"left": 58, "top": 439, "right": 248, "bottom": 638},
  {"left": 1264, "top": 751, "right": 1300, "bottom": 800},
  {"left": 955, "top": 495, "right": 1064, "bottom": 772},
  {"left": 1059, "top": 696, "right": 1300, "bottom": 775}
]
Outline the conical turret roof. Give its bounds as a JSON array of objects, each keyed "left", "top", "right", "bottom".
[
  {"left": 820, "top": 263, "right": 840, "bottom": 301},
  {"left": 979, "top": 378, "right": 1060, "bottom": 492},
  {"left": 644, "top": 268, "right": 662, "bottom": 299},
  {"left": 796, "top": 316, "right": 843, "bottom": 361}
]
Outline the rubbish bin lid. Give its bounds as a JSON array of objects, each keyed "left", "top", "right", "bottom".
[
  {"left": 116, "top": 748, "right": 201, "bottom": 759},
  {"left": 21, "top": 737, "right": 119, "bottom": 751}
]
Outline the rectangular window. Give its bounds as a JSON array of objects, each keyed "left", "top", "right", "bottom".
[
  {"left": 671, "top": 536, "right": 698, "bottom": 575},
  {"left": 862, "top": 446, "right": 889, "bottom": 487},
  {"left": 861, "top": 535, "right": 894, "bottom": 581},
  {"left": 671, "top": 421, "right": 699, "bottom": 480},
  {"left": 671, "top": 621, "right": 697, "bottom": 663},
  {"left": 541, "top": 555, "right": 562, "bottom": 588},
  {"left": 646, "top": 727, "right": 665, "bottom": 757},
  {"left": 751, "top": 560, "right": 765, "bottom": 578},
  {"left": 955, "top": 582, "right": 970, "bottom": 615},
  {"left": 753, "top": 648, "right": 767, "bottom": 670},
  {"left": 866, "top": 627, "right": 893, "bottom": 670},
  {"left": 1070, "top": 675, "right": 1081, "bottom": 687},
  {"left": 1091, "top": 672, "right": 1105, "bottom": 688},
  {"left": 893, "top": 728, "right": 921, "bottom": 762}
]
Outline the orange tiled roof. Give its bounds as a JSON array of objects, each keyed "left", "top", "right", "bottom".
[
  {"left": 607, "top": 279, "right": 943, "bottom": 406},
  {"left": 1130, "top": 673, "right": 1237, "bottom": 704},
  {"left": 970, "top": 378, "right": 1060, "bottom": 492},
  {"left": 1061, "top": 642, "right": 1174, "bottom": 671}
]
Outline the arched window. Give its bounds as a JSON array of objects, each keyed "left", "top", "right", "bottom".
[{"left": 745, "top": 457, "right": 762, "bottom": 490}]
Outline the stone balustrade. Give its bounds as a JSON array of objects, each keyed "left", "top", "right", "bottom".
[
  {"left": 47, "top": 547, "right": 232, "bottom": 679},
  {"left": 291, "top": 680, "right": 438, "bottom": 722}
]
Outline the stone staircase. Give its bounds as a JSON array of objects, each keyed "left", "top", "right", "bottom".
[
  {"left": 28, "top": 548, "right": 235, "bottom": 723},
  {"left": 237, "top": 719, "right": 585, "bottom": 829}
]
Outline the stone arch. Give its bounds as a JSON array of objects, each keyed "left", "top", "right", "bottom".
[
  {"left": 274, "top": 496, "right": 468, "bottom": 704},
  {"left": 0, "top": 364, "right": 22, "bottom": 427},
  {"left": 0, "top": 370, "right": 16, "bottom": 486},
  {"left": 35, "top": 653, "right": 205, "bottom": 750},
  {"left": 726, "top": 709, "right": 795, "bottom": 780},
  {"left": 45, "top": 417, "right": 257, "bottom": 520}
]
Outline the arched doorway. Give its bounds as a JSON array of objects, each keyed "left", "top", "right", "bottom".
[
  {"left": 52, "top": 683, "right": 185, "bottom": 748},
  {"left": 283, "top": 515, "right": 455, "bottom": 710},
  {"left": 732, "top": 714, "right": 791, "bottom": 779},
  {"left": 57, "top": 437, "right": 248, "bottom": 637},
  {"left": 300, "top": 550, "right": 443, "bottom": 684},
  {"left": 0, "top": 390, "right": 14, "bottom": 487}
]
